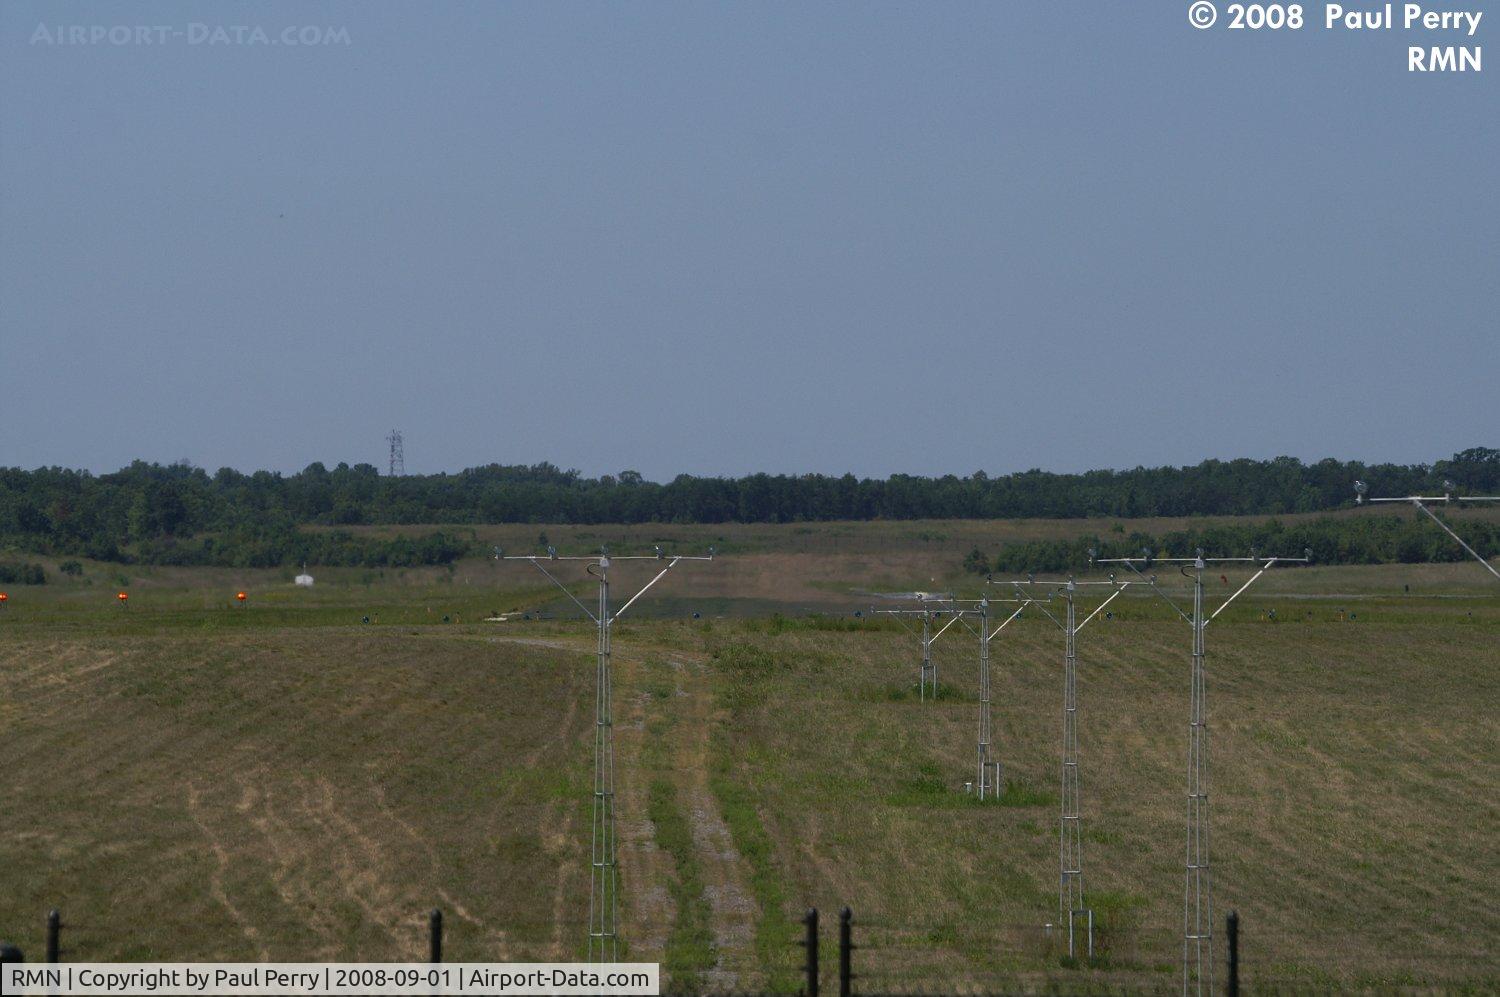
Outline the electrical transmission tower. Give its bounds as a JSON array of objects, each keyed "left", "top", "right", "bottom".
[
  {"left": 496, "top": 544, "right": 715, "bottom": 961},
  {"left": 1355, "top": 479, "right": 1500, "bottom": 582},
  {"left": 1097, "top": 547, "right": 1308, "bottom": 995},
  {"left": 386, "top": 430, "right": 405, "bottom": 477},
  {"left": 998, "top": 571, "right": 1132, "bottom": 959}
]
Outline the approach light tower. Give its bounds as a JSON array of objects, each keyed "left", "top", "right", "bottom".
[
  {"left": 1096, "top": 546, "right": 1310, "bottom": 997},
  {"left": 997, "top": 570, "right": 1133, "bottom": 960},
  {"left": 495, "top": 544, "right": 715, "bottom": 961},
  {"left": 870, "top": 595, "right": 966, "bottom": 700},
  {"left": 939, "top": 594, "right": 1043, "bottom": 801},
  {"left": 1355, "top": 479, "right": 1500, "bottom": 582}
]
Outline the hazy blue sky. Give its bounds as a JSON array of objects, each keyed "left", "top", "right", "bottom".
[{"left": 2, "top": 2, "right": 1494, "bottom": 479}]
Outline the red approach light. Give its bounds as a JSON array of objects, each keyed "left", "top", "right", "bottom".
[
  {"left": 0, "top": 592, "right": 9, "bottom": 604},
  {"left": 117, "top": 591, "right": 129, "bottom": 602},
  {"left": 236, "top": 591, "right": 247, "bottom": 602}
]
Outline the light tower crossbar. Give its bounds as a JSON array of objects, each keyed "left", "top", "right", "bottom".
[
  {"left": 496, "top": 545, "right": 715, "bottom": 961},
  {"left": 1355, "top": 480, "right": 1500, "bottom": 582}
]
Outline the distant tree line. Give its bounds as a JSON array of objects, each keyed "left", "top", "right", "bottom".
[
  {"left": 963, "top": 511, "right": 1500, "bottom": 575},
  {"left": 0, "top": 448, "right": 1495, "bottom": 568}
]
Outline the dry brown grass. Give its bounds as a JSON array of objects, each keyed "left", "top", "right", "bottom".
[
  {"left": 0, "top": 629, "right": 592, "bottom": 961},
  {"left": 1, "top": 550, "right": 1496, "bottom": 993},
  {"left": 702, "top": 609, "right": 1500, "bottom": 991}
]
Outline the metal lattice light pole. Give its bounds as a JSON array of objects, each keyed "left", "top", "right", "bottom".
[
  {"left": 977, "top": 597, "right": 994, "bottom": 799},
  {"left": 874, "top": 595, "right": 1032, "bottom": 799},
  {"left": 924, "top": 597, "right": 1008, "bottom": 799},
  {"left": 976, "top": 594, "right": 1046, "bottom": 801},
  {"left": 1355, "top": 479, "right": 1500, "bottom": 582},
  {"left": 1097, "top": 547, "right": 1309, "bottom": 996},
  {"left": 870, "top": 594, "right": 966, "bottom": 700},
  {"left": 497, "top": 543, "right": 714, "bottom": 961},
  {"left": 998, "top": 572, "right": 1132, "bottom": 959},
  {"left": 957, "top": 593, "right": 1040, "bottom": 801}
]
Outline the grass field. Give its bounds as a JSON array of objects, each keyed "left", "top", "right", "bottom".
[{"left": 2, "top": 519, "right": 1497, "bottom": 992}]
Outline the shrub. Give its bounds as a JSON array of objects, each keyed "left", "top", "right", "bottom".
[{"left": 0, "top": 561, "right": 46, "bottom": 585}]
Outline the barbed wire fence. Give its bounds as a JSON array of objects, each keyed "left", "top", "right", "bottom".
[{"left": 5, "top": 903, "right": 1487, "bottom": 995}]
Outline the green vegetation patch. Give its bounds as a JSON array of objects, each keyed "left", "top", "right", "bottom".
[
  {"left": 705, "top": 725, "right": 797, "bottom": 992},
  {"left": 647, "top": 779, "right": 716, "bottom": 992},
  {"left": 0, "top": 560, "right": 47, "bottom": 584}
]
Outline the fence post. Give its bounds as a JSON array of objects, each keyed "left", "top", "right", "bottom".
[
  {"left": 800, "top": 908, "right": 819, "bottom": 997},
  {"left": 838, "top": 907, "right": 853, "bottom": 997},
  {"left": 428, "top": 909, "right": 442, "bottom": 963},
  {"left": 46, "top": 910, "right": 60, "bottom": 963},
  {"left": 1226, "top": 909, "right": 1239, "bottom": 997}
]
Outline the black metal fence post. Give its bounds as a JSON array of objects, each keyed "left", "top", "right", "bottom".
[
  {"left": 46, "top": 909, "right": 60, "bottom": 963},
  {"left": 838, "top": 907, "right": 853, "bottom": 997},
  {"left": 800, "top": 908, "right": 819, "bottom": 997},
  {"left": 428, "top": 909, "right": 443, "bottom": 963},
  {"left": 1226, "top": 909, "right": 1239, "bottom": 997}
]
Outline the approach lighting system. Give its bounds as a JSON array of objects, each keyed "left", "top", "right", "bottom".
[{"left": 1354, "top": 481, "right": 1500, "bottom": 582}]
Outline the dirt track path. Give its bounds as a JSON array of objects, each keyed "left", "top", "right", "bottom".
[
  {"left": 614, "top": 651, "right": 758, "bottom": 988},
  {"left": 669, "top": 657, "right": 758, "bottom": 990}
]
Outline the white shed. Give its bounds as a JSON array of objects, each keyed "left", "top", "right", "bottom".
[{"left": 294, "top": 563, "right": 314, "bottom": 587}]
